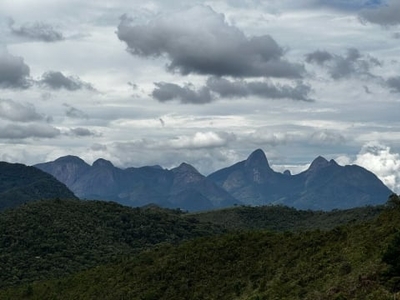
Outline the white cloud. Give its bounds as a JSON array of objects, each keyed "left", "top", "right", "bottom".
[{"left": 354, "top": 142, "right": 400, "bottom": 193}]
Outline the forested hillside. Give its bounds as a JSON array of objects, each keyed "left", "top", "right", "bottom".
[
  {"left": 1, "top": 195, "right": 400, "bottom": 299},
  {"left": 0, "top": 199, "right": 224, "bottom": 288}
]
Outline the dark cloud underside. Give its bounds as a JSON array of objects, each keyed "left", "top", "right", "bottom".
[
  {"left": 152, "top": 82, "right": 212, "bottom": 104},
  {"left": 63, "top": 104, "right": 89, "bottom": 119},
  {"left": 39, "top": 71, "right": 93, "bottom": 91},
  {"left": 207, "top": 77, "right": 313, "bottom": 102},
  {"left": 359, "top": 0, "right": 400, "bottom": 25},
  {"left": 9, "top": 19, "right": 64, "bottom": 42},
  {"left": 0, "top": 51, "right": 31, "bottom": 89},
  {"left": 117, "top": 6, "right": 304, "bottom": 78},
  {"left": 69, "top": 127, "right": 96, "bottom": 137},
  {"left": 152, "top": 78, "right": 313, "bottom": 104},
  {"left": 305, "top": 48, "right": 381, "bottom": 79},
  {"left": 0, "top": 124, "right": 60, "bottom": 139},
  {"left": 386, "top": 76, "right": 400, "bottom": 93},
  {"left": 0, "top": 99, "right": 43, "bottom": 122}
]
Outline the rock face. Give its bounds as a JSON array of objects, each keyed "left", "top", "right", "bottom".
[
  {"left": 35, "top": 149, "right": 393, "bottom": 211},
  {"left": 0, "top": 162, "right": 77, "bottom": 211},
  {"left": 35, "top": 158, "right": 240, "bottom": 211},
  {"left": 208, "top": 149, "right": 393, "bottom": 210}
]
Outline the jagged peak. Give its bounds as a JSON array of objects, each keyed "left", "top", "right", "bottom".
[
  {"left": 308, "top": 156, "right": 329, "bottom": 171},
  {"left": 245, "top": 149, "right": 270, "bottom": 168},
  {"left": 54, "top": 155, "right": 88, "bottom": 165},
  {"left": 283, "top": 170, "right": 291, "bottom": 176},
  {"left": 92, "top": 158, "right": 114, "bottom": 168},
  {"left": 173, "top": 162, "right": 201, "bottom": 174}
]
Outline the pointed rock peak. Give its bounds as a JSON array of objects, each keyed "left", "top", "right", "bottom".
[
  {"left": 92, "top": 158, "right": 114, "bottom": 168},
  {"left": 245, "top": 149, "right": 270, "bottom": 168},
  {"left": 329, "top": 159, "right": 338, "bottom": 166},
  {"left": 283, "top": 170, "right": 291, "bottom": 176},
  {"left": 308, "top": 156, "right": 329, "bottom": 171},
  {"left": 173, "top": 162, "right": 200, "bottom": 174},
  {"left": 54, "top": 155, "right": 87, "bottom": 165}
]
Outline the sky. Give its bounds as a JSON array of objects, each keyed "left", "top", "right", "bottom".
[{"left": 0, "top": 0, "right": 399, "bottom": 192}]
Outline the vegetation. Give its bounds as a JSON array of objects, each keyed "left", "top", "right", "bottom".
[
  {"left": 0, "top": 162, "right": 76, "bottom": 211},
  {"left": 190, "top": 204, "right": 383, "bottom": 231},
  {"left": 1, "top": 195, "right": 400, "bottom": 299},
  {"left": 0, "top": 199, "right": 224, "bottom": 287}
]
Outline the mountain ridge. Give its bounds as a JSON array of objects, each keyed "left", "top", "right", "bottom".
[{"left": 34, "top": 149, "right": 393, "bottom": 211}]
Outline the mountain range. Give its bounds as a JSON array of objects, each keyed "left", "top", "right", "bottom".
[{"left": 34, "top": 149, "right": 393, "bottom": 211}]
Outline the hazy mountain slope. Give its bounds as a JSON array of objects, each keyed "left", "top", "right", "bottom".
[
  {"left": 35, "top": 157, "right": 239, "bottom": 211},
  {"left": 208, "top": 149, "right": 393, "bottom": 210},
  {"left": 0, "top": 162, "right": 77, "bottom": 211}
]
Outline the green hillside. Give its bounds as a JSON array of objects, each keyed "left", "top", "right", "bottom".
[
  {"left": 190, "top": 204, "right": 383, "bottom": 231},
  {"left": 0, "top": 162, "right": 77, "bottom": 211},
  {"left": 1, "top": 195, "right": 400, "bottom": 299},
  {"left": 0, "top": 199, "right": 224, "bottom": 288}
]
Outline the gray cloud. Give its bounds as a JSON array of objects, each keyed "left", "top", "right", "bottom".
[
  {"left": 152, "top": 78, "right": 313, "bottom": 104},
  {"left": 0, "top": 51, "right": 31, "bottom": 89},
  {"left": 207, "top": 77, "right": 313, "bottom": 102},
  {"left": 393, "top": 32, "right": 400, "bottom": 39},
  {"left": 305, "top": 50, "right": 333, "bottom": 65},
  {"left": 0, "top": 124, "right": 60, "bottom": 139},
  {"left": 39, "top": 71, "right": 93, "bottom": 91},
  {"left": 9, "top": 19, "right": 64, "bottom": 42},
  {"left": 117, "top": 6, "right": 304, "bottom": 78},
  {"left": 386, "top": 76, "right": 400, "bottom": 93},
  {"left": 69, "top": 127, "right": 96, "bottom": 137},
  {"left": 305, "top": 48, "right": 381, "bottom": 79},
  {"left": 152, "top": 82, "right": 212, "bottom": 104},
  {"left": 64, "top": 104, "right": 89, "bottom": 119},
  {"left": 0, "top": 99, "right": 43, "bottom": 122},
  {"left": 309, "top": 130, "right": 346, "bottom": 145},
  {"left": 359, "top": 1, "right": 400, "bottom": 26}
]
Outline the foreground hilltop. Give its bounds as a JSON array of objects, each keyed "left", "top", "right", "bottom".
[
  {"left": 0, "top": 162, "right": 77, "bottom": 211},
  {"left": 35, "top": 149, "right": 393, "bottom": 211}
]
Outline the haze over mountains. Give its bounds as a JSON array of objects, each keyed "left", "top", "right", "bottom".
[{"left": 34, "top": 149, "right": 393, "bottom": 211}]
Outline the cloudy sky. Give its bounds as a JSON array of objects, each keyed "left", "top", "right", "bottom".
[{"left": 0, "top": 0, "right": 400, "bottom": 192}]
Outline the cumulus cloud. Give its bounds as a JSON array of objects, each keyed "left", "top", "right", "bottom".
[
  {"left": 63, "top": 104, "right": 89, "bottom": 119},
  {"left": 39, "top": 71, "right": 93, "bottom": 91},
  {"left": 0, "top": 50, "right": 31, "bottom": 89},
  {"left": 386, "top": 76, "right": 400, "bottom": 93},
  {"left": 69, "top": 127, "right": 97, "bottom": 137},
  {"left": 305, "top": 48, "right": 381, "bottom": 79},
  {"left": 309, "top": 130, "right": 346, "bottom": 145},
  {"left": 0, "top": 99, "right": 43, "bottom": 122},
  {"left": 359, "top": 0, "right": 400, "bottom": 26},
  {"left": 0, "top": 124, "right": 60, "bottom": 139},
  {"left": 9, "top": 19, "right": 64, "bottom": 42},
  {"left": 152, "top": 82, "right": 212, "bottom": 104},
  {"left": 206, "top": 77, "right": 313, "bottom": 101},
  {"left": 305, "top": 50, "right": 333, "bottom": 65},
  {"left": 165, "top": 131, "right": 236, "bottom": 149},
  {"left": 117, "top": 6, "right": 304, "bottom": 78},
  {"left": 152, "top": 78, "right": 313, "bottom": 104},
  {"left": 353, "top": 142, "right": 400, "bottom": 193}
]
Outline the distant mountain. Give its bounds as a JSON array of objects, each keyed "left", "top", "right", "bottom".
[
  {"left": 0, "top": 162, "right": 77, "bottom": 211},
  {"left": 208, "top": 149, "right": 393, "bottom": 210},
  {"left": 35, "top": 157, "right": 239, "bottom": 211}
]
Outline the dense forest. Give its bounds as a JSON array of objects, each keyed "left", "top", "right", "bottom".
[{"left": 1, "top": 195, "right": 400, "bottom": 299}]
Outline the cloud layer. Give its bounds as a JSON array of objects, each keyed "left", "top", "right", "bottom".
[
  {"left": 117, "top": 6, "right": 304, "bottom": 78},
  {"left": 0, "top": 51, "right": 31, "bottom": 89}
]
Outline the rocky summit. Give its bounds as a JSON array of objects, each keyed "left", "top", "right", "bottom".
[{"left": 35, "top": 149, "right": 393, "bottom": 211}]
